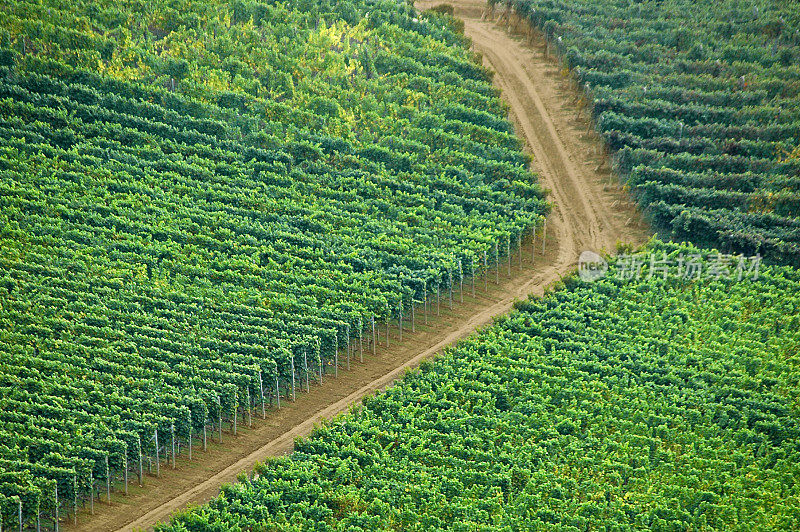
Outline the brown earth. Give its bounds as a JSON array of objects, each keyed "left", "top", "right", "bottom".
[{"left": 67, "top": 2, "right": 649, "bottom": 530}]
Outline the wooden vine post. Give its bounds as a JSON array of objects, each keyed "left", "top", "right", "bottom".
[
  {"left": 246, "top": 386, "right": 252, "bottom": 428},
  {"left": 398, "top": 300, "right": 403, "bottom": 341},
  {"left": 334, "top": 332, "right": 340, "bottom": 376},
  {"left": 484, "top": 250, "right": 488, "bottom": 290},
  {"left": 170, "top": 424, "right": 176, "bottom": 468},
  {"left": 104, "top": 455, "right": 110, "bottom": 503},
  {"left": 448, "top": 266, "right": 453, "bottom": 310},
  {"left": 216, "top": 395, "right": 222, "bottom": 443},
  {"left": 542, "top": 218, "right": 547, "bottom": 254},
  {"left": 54, "top": 484, "right": 58, "bottom": 532},
  {"left": 345, "top": 323, "right": 350, "bottom": 369},
  {"left": 258, "top": 370, "right": 266, "bottom": 418},
  {"left": 471, "top": 256, "right": 476, "bottom": 297},
  {"left": 495, "top": 240, "right": 500, "bottom": 284},
  {"left": 411, "top": 291, "right": 416, "bottom": 333},
  {"left": 274, "top": 360, "right": 281, "bottom": 409},
  {"left": 507, "top": 234, "right": 511, "bottom": 276},
  {"left": 233, "top": 391, "right": 237, "bottom": 436},
  {"left": 137, "top": 435, "right": 143, "bottom": 485},
  {"left": 89, "top": 470, "right": 94, "bottom": 515},
  {"left": 154, "top": 428, "right": 160, "bottom": 477},
  {"left": 358, "top": 317, "right": 364, "bottom": 363},
  {"left": 458, "top": 259, "right": 463, "bottom": 303},
  {"left": 290, "top": 357, "right": 296, "bottom": 401},
  {"left": 317, "top": 338, "right": 322, "bottom": 385},
  {"left": 303, "top": 348, "right": 310, "bottom": 393},
  {"left": 371, "top": 316, "right": 376, "bottom": 355},
  {"left": 423, "top": 283, "right": 428, "bottom": 325},
  {"left": 385, "top": 306, "right": 390, "bottom": 348}
]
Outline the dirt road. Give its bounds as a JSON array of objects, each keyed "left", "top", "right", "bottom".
[
  {"left": 421, "top": 0, "right": 648, "bottom": 260},
  {"left": 75, "top": 2, "right": 648, "bottom": 530}
]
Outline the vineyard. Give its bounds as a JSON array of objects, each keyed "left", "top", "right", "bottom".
[
  {"left": 0, "top": 0, "right": 547, "bottom": 528},
  {"left": 157, "top": 0, "right": 800, "bottom": 530},
  {"left": 161, "top": 241, "right": 800, "bottom": 530},
  {"left": 494, "top": 0, "right": 800, "bottom": 266},
  {"left": 2, "top": 0, "right": 800, "bottom": 530}
]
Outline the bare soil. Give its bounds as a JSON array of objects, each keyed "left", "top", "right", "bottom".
[{"left": 69, "top": 3, "right": 649, "bottom": 530}]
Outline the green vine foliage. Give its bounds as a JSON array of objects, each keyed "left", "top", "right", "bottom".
[
  {"left": 506, "top": 0, "right": 800, "bottom": 266},
  {"left": 162, "top": 241, "right": 800, "bottom": 531},
  {"left": 0, "top": 0, "right": 546, "bottom": 526}
]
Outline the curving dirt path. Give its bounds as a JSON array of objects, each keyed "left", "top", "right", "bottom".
[
  {"left": 71, "top": 2, "right": 649, "bottom": 531},
  {"left": 419, "top": 0, "right": 648, "bottom": 262}
]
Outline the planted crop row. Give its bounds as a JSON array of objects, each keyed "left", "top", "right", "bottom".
[
  {"left": 161, "top": 241, "right": 800, "bottom": 531},
  {"left": 0, "top": 0, "right": 546, "bottom": 528},
  {"left": 495, "top": 0, "right": 800, "bottom": 265}
]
